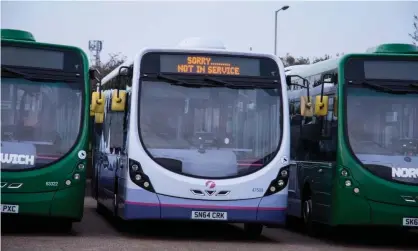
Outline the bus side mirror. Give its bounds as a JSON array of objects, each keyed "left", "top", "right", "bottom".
[
  {"left": 109, "top": 66, "right": 131, "bottom": 112},
  {"left": 291, "top": 114, "right": 303, "bottom": 126},
  {"left": 90, "top": 68, "right": 104, "bottom": 113},
  {"left": 91, "top": 91, "right": 104, "bottom": 113},
  {"left": 89, "top": 69, "right": 97, "bottom": 80},
  {"left": 314, "top": 95, "right": 329, "bottom": 116},
  {"left": 300, "top": 96, "right": 313, "bottom": 117},
  {"left": 89, "top": 104, "right": 95, "bottom": 117},
  {"left": 89, "top": 68, "right": 102, "bottom": 83},
  {"left": 333, "top": 96, "right": 338, "bottom": 117},
  {"left": 286, "top": 75, "right": 292, "bottom": 87},
  {"left": 111, "top": 89, "right": 126, "bottom": 112},
  {"left": 94, "top": 112, "right": 104, "bottom": 124},
  {"left": 322, "top": 73, "right": 335, "bottom": 84}
]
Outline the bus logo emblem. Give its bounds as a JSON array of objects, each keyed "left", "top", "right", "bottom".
[{"left": 205, "top": 180, "right": 216, "bottom": 189}]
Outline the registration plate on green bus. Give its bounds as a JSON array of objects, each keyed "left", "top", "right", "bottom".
[
  {"left": 403, "top": 217, "right": 418, "bottom": 227},
  {"left": 1, "top": 204, "right": 19, "bottom": 214}
]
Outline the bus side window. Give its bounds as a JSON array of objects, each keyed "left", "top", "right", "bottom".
[
  {"left": 290, "top": 101, "right": 302, "bottom": 160},
  {"left": 122, "top": 91, "right": 131, "bottom": 151},
  {"left": 322, "top": 96, "right": 338, "bottom": 161},
  {"left": 108, "top": 89, "right": 127, "bottom": 154},
  {"left": 102, "top": 90, "right": 111, "bottom": 152},
  {"left": 302, "top": 95, "right": 338, "bottom": 162}
]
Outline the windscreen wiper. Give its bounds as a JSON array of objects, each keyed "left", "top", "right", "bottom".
[
  {"left": 203, "top": 77, "right": 238, "bottom": 88},
  {"left": 361, "top": 82, "right": 412, "bottom": 94},
  {"left": 2, "top": 67, "right": 36, "bottom": 81},
  {"left": 204, "top": 76, "right": 279, "bottom": 90},
  {"left": 2, "top": 66, "right": 76, "bottom": 82},
  {"left": 204, "top": 76, "right": 280, "bottom": 96},
  {"left": 157, "top": 74, "right": 212, "bottom": 88}
]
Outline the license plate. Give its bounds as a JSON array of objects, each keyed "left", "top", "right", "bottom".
[
  {"left": 402, "top": 217, "right": 418, "bottom": 227},
  {"left": 191, "top": 211, "right": 227, "bottom": 220},
  {"left": 1, "top": 204, "right": 19, "bottom": 214}
]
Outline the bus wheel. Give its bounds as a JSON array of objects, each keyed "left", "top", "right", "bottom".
[
  {"left": 96, "top": 201, "right": 106, "bottom": 215},
  {"left": 57, "top": 220, "right": 73, "bottom": 233},
  {"left": 113, "top": 193, "right": 118, "bottom": 217},
  {"left": 243, "top": 223, "right": 263, "bottom": 239},
  {"left": 302, "top": 196, "right": 315, "bottom": 235}
]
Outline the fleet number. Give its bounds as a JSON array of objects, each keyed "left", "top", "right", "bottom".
[
  {"left": 46, "top": 182, "right": 58, "bottom": 187},
  {"left": 252, "top": 188, "right": 264, "bottom": 193}
]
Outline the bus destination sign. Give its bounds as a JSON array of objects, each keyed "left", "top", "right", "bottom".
[{"left": 160, "top": 54, "right": 261, "bottom": 76}]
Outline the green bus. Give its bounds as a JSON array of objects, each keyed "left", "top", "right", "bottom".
[
  {"left": 1, "top": 29, "right": 92, "bottom": 231},
  {"left": 285, "top": 43, "right": 418, "bottom": 233}
]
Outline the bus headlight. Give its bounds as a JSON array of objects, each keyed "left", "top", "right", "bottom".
[
  {"left": 280, "top": 170, "right": 288, "bottom": 177},
  {"left": 129, "top": 158, "right": 155, "bottom": 192},
  {"left": 345, "top": 180, "right": 352, "bottom": 187},
  {"left": 264, "top": 165, "right": 290, "bottom": 196},
  {"left": 131, "top": 164, "right": 139, "bottom": 172},
  {"left": 78, "top": 163, "right": 85, "bottom": 170},
  {"left": 73, "top": 173, "right": 81, "bottom": 180}
]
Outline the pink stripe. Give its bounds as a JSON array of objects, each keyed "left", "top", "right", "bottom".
[
  {"left": 36, "top": 156, "right": 59, "bottom": 160},
  {"left": 237, "top": 163, "right": 263, "bottom": 167},
  {"left": 125, "top": 201, "right": 285, "bottom": 211},
  {"left": 239, "top": 159, "right": 259, "bottom": 162}
]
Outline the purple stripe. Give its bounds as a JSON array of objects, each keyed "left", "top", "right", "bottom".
[{"left": 125, "top": 201, "right": 286, "bottom": 211}]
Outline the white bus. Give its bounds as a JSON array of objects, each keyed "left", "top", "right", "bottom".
[{"left": 90, "top": 38, "right": 290, "bottom": 237}]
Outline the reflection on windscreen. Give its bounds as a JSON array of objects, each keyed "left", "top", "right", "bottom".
[
  {"left": 346, "top": 87, "right": 418, "bottom": 184},
  {"left": 1, "top": 78, "right": 82, "bottom": 170},
  {"left": 347, "top": 88, "right": 418, "bottom": 156},
  {"left": 139, "top": 81, "right": 282, "bottom": 178}
]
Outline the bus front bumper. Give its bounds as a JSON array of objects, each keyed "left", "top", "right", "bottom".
[
  {"left": 121, "top": 188, "right": 287, "bottom": 224},
  {"left": 1, "top": 184, "right": 85, "bottom": 221},
  {"left": 369, "top": 200, "right": 418, "bottom": 228}
]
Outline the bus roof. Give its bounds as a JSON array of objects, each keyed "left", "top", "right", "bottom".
[
  {"left": 1, "top": 29, "right": 35, "bottom": 42},
  {"left": 284, "top": 64, "right": 309, "bottom": 74},
  {"left": 366, "top": 43, "right": 418, "bottom": 54},
  {"left": 287, "top": 57, "right": 341, "bottom": 78}
]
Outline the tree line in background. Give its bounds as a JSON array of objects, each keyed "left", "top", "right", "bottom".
[
  {"left": 410, "top": 14, "right": 418, "bottom": 45},
  {"left": 94, "top": 14, "right": 418, "bottom": 80}
]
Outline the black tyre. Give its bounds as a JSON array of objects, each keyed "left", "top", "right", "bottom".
[
  {"left": 302, "top": 195, "right": 317, "bottom": 236},
  {"left": 56, "top": 220, "right": 73, "bottom": 233},
  {"left": 96, "top": 201, "right": 106, "bottom": 215},
  {"left": 243, "top": 223, "right": 263, "bottom": 239}
]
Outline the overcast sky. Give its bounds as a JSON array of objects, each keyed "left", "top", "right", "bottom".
[{"left": 2, "top": 1, "right": 417, "bottom": 63}]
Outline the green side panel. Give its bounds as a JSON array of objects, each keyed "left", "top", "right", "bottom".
[{"left": 1, "top": 29, "right": 35, "bottom": 41}]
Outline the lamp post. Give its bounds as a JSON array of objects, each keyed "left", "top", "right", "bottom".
[{"left": 274, "top": 5, "right": 289, "bottom": 56}]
